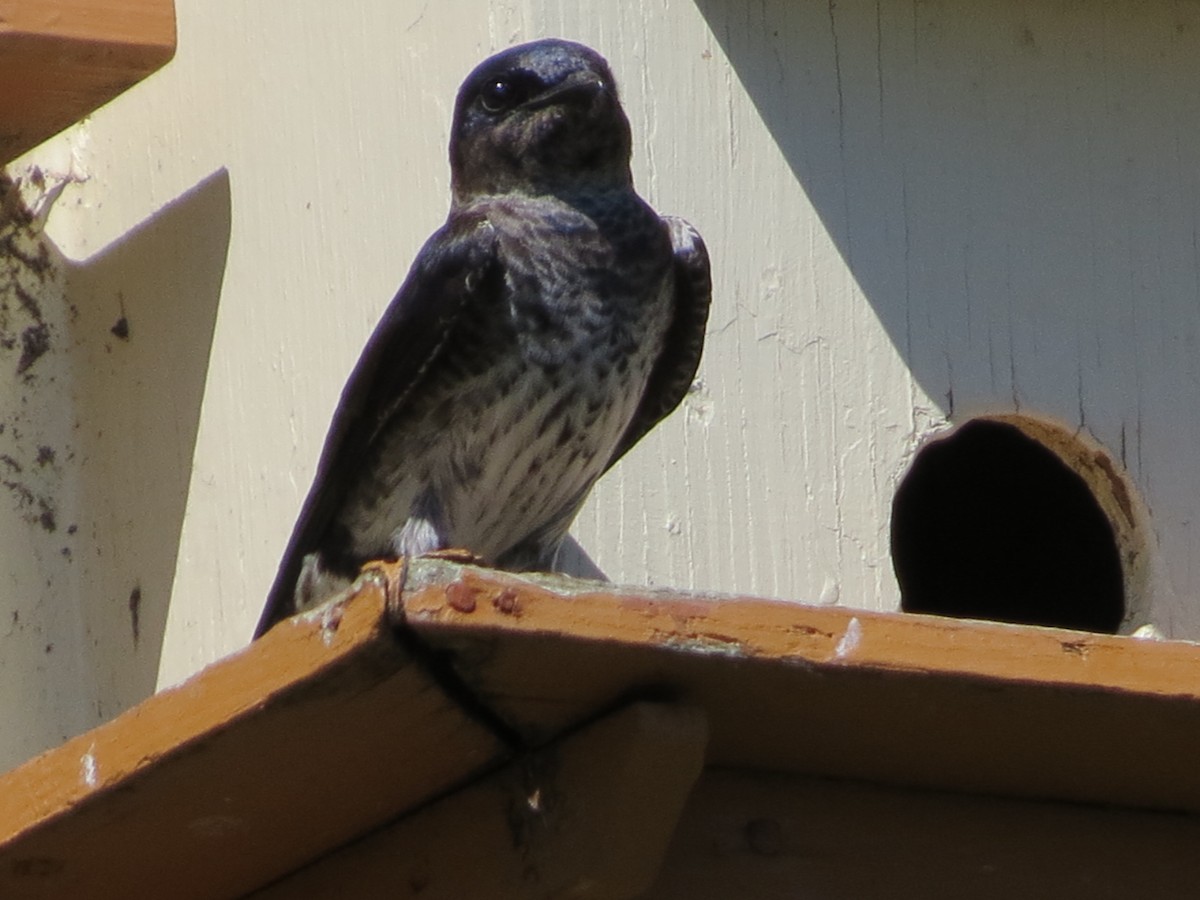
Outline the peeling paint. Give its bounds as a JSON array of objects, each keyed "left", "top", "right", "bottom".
[
  {"left": 659, "top": 633, "right": 747, "bottom": 658},
  {"left": 834, "top": 617, "right": 862, "bottom": 660},
  {"left": 81, "top": 745, "right": 98, "bottom": 788},
  {"left": 1060, "top": 640, "right": 1090, "bottom": 658},
  {"left": 319, "top": 603, "right": 344, "bottom": 646}
]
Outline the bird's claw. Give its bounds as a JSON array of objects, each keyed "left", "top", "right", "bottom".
[
  {"left": 422, "top": 547, "right": 489, "bottom": 566},
  {"left": 360, "top": 557, "right": 410, "bottom": 621}
]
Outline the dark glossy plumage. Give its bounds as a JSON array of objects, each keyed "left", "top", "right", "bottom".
[{"left": 255, "top": 39, "right": 710, "bottom": 637}]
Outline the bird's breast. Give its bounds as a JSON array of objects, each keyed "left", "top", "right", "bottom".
[{"left": 341, "top": 192, "right": 675, "bottom": 564}]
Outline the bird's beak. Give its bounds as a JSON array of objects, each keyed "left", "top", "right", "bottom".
[{"left": 525, "top": 70, "right": 609, "bottom": 111}]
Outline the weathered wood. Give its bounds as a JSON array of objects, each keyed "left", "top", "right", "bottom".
[
  {"left": 5, "top": 559, "right": 1200, "bottom": 895},
  {"left": 0, "top": 581, "right": 507, "bottom": 900},
  {"left": 0, "top": 0, "right": 176, "bottom": 162},
  {"left": 252, "top": 701, "right": 709, "bottom": 899},
  {"left": 401, "top": 560, "right": 1200, "bottom": 814},
  {"left": 644, "top": 769, "right": 1200, "bottom": 900}
]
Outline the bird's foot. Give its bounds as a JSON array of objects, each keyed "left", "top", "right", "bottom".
[
  {"left": 422, "top": 547, "right": 489, "bottom": 566},
  {"left": 360, "top": 556, "right": 410, "bottom": 621}
]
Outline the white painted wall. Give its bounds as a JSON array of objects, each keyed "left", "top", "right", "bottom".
[{"left": 2, "top": 0, "right": 1199, "bottom": 769}]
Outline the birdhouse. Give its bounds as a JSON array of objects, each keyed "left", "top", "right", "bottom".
[{"left": 3, "top": 0, "right": 1200, "bottom": 897}]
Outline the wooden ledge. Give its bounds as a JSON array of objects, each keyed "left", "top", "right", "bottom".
[
  {"left": 252, "top": 701, "right": 709, "bottom": 900},
  {"left": 400, "top": 562, "right": 1200, "bottom": 813},
  {"left": 0, "top": 583, "right": 505, "bottom": 899},
  {"left": 3, "top": 561, "right": 1200, "bottom": 897},
  {"left": 0, "top": 0, "right": 177, "bottom": 162}
]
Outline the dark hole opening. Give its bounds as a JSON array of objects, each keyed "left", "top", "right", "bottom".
[{"left": 891, "top": 419, "right": 1124, "bottom": 633}]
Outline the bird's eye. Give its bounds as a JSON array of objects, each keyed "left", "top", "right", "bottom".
[{"left": 480, "top": 79, "right": 516, "bottom": 113}]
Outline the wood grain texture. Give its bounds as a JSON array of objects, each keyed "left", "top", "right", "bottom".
[
  {"left": 252, "top": 701, "right": 708, "bottom": 899},
  {"left": 0, "top": 0, "right": 176, "bottom": 162},
  {"left": 2, "top": 560, "right": 1199, "bottom": 895},
  {"left": 401, "top": 561, "right": 1200, "bottom": 815},
  {"left": 644, "top": 769, "right": 1200, "bottom": 900},
  {"left": 0, "top": 581, "right": 506, "bottom": 900}
]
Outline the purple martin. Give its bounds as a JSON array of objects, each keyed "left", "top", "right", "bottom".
[{"left": 255, "top": 38, "right": 711, "bottom": 636}]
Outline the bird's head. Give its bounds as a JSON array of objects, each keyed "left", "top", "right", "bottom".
[{"left": 449, "top": 39, "right": 633, "bottom": 204}]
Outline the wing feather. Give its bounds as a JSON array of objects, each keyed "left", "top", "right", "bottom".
[
  {"left": 255, "top": 214, "right": 501, "bottom": 636},
  {"left": 604, "top": 216, "right": 711, "bottom": 471}
]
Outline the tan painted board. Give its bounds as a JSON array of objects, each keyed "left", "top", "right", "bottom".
[
  {"left": 3, "top": 558, "right": 1198, "bottom": 896},
  {"left": 253, "top": 702, "right": 708, "bottom": 900},
  {"left": 401, "top": 561, "right": 1200, "bottom": 815},
  {"left": 0, "top": 583, "right": 506, "bottom": 900},
  {"left": 0, "top": 0, "right": 176, "bottom": 162},
  {"left": 643, "top": 769, "right": 1200, "bottom": 900}
]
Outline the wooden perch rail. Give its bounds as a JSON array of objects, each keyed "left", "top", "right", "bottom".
[
  {"left": 3, "top": 559, "right": 1200, "bottom": 897},
  {"left": 0, "top": 0, "right": 177, "bottom": 162}
]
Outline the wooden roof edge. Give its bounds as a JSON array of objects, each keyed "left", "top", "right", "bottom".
[
  {"left": 0, "top": 586, "right": 377, "bottom": 837},
  {"left": 3, "top": 560, "right": 1200, "bottom": 896},
  {"left": 400, "top": 560, "right": 1200, "bottom": 703},
  {"left": 0, "top": 579, "right": 514, "bottom": 899},
  {"left": 397, "top": 561, "right": 1200, "bottom": 817},
  {"left": 0, "top": 0, "right": 177, "bottom": 164},
  {"left": 248, "top": 700, "right": 710, "bottom": 900}
]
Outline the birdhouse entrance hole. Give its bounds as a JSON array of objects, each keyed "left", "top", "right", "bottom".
[{"left": 890, "top": 418, "right": 1127, "bottom": 634}]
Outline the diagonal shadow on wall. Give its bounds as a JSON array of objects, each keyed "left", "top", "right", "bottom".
[
  {"left": 693, "top": 0, "right": 1200, "bottom": 468},
  {"left": 68, "top": 169, "right": 231, "bottom": 721}
]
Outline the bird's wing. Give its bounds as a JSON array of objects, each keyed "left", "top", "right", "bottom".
[
  {"left": 604, "top": 216, "right": 711, "bottom": 472},
  {"left": 255, "top": 213, "right": 502, "bottom": 637}
]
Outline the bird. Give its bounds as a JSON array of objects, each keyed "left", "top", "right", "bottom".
[{"left": 254, "top": 38, "right": 711, "bottom": 637}]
